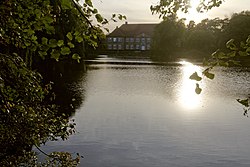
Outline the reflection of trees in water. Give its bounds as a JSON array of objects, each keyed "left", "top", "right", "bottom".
[{"left": 37, "top": 59, "right": 87, "bottom": 117}]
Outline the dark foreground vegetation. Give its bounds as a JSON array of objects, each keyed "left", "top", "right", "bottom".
[{"left": 0, "top": 0, "right": 125, "bottom": 166}]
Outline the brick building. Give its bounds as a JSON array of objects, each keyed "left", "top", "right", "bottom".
[{"left": 106, "top": 22, "right": 157, "bottom": 51}]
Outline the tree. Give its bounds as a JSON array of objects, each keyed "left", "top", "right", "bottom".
[
  {"left": 184, "top": 18, "right": 227, "bottom": 58},
  {"left": 151, "top": 16, "right": 186, "bottom": 60},
  {"left": 0, "top": 0, "right": 125, "bottom": 165}
]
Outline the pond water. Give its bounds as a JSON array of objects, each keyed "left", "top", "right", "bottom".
[{"left": 40, "top": 59, "right": 250, "bottom": 167}]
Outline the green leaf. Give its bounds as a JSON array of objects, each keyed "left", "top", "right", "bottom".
[
  {"left": 72, "top": 53, "right": 81, "bottom": 63},
  {"left": 226, "top": 39, "right": 237, "bottom": 51},
  {"left": 227, "top": 51, "right": 236, "bottom": 58},
  {"left": 42, "top": 37, "right": 48, "bottom": 45},
  {"left": 93, "top": 8, "right": 98, "bottom": 14},
  {"left": 118, "top": 14, "right": 123, "bottom": 20},
  {"left": 51, "top": 49, "right": 60, "bottom": 61},
  {"left": 61, "top": 0, "right": 72, "bottom": 9},
  {"left": 45, "top": 24, "right": 55, "bottom": 34},
  {"left": 212, "top": 50, "right": 227, "bottom": 59},
  {"left": 85, "top": 0, "right": 93, "bottom": 7},
  {"left": 60, "top": 47, "right": 71, "bottom": 55},
  {"left": 66, "top": 32, "right": 73, "bottom": 41},
  {"left": 246, "top": 35, "right": 250, "bottom": 46},
  {"left": 95, "top": 14, "right": 103, "bottom": 23},
  {"left": 57, "top": 40, "right": 64, "bottom": 47},
  {"left": 75, "top": 36, "right": 83, "bottom": 43},
  {"left": 229, "top": 60, "right": 241, "bottom": 66},
  {"left": 239, "top": 51, "right": 248, "bottom": 57},
  {"left": 67, "top": 42, "right": 75, "bottom": 48},
  {"left": 246, "top": 47, "right": 250, "bottom": 55},
  {"left": 237, "top": 99, "right": 249, "bottom": 107},
  {"left": 189, "top": 72, "right": 202, "bottom": 81},
  {"left": 203, "top": 70, "right": 215, "bottom": 80},
  {"left": 240, "top": 41, "right": 247, "bottom": 49},
  {"left": 49, "top": 39, "right": 57, "bottom": 48},
  {"left": 38, "top": 51, "right": 47, "bottom": 59},
  {"left": 195, "top": 83, "right": 202, "bottom": 95},
  {"left": 218, "top": 61, "right": 229, "bottom": 67},
  {"left": 44, "top": 16, "right": 54, "bottom": 24},
  {"left": 24, "top": 41, "right": 31, "bottom": 47}
]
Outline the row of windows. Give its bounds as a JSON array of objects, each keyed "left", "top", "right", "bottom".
[
  {"left": 108, "top": 44, "right": 151, "bottom": 50},
  {"left": 107, "top": 37, "right": 151, "bottom": 43}
]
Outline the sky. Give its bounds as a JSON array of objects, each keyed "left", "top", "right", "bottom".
[{"left": 91, "top": 0, "right": 250, "bottom": 31}]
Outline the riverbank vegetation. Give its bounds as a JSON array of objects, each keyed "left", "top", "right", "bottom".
[
  {"left": 151, "top": 10, "right": 250, "bottom": 65},
  {"left": 0, "top": 0, "right": 125, "bottom": 166}
]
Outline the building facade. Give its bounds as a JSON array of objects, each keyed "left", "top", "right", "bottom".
[{"left": 106, "top": 23, "right": 157, "bottom": 51}]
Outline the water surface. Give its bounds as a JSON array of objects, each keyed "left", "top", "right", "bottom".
[{"left": 41, "top": 59, "right": 250, "bottom": 167}]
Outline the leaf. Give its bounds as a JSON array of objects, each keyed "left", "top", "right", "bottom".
[
  {"left": 218, "top": 61, "right": 229, "bottom": 67},
  {"left": 85, "top": 0, "right": 93, "bottom": 7},
  {"left": 203, "top": 70, "right": 215, "bottom": 80},
  {"left": 118, "top": 14, "right": 123, "bottom": 20},
  {"left": 226, "top": 39, "right": 237, "bottom": 51},
  {"left": 72, "top": 53, "right": 81, "bottom": 63},
  {"left": 212, "top": 49, "right": 226, "bottom": 59},
  {"left": 237, "top": 99, "right": 249, "bottom": 107},
  {"left": 60, "top": 47, "right": 71, "bottom": 55},
  {"left": 51, "top": 49, "right": 60, "bottom": 61},
  {"left": 195, "top": 83, "right": 202, "bottom": 95},
  {"left": 229, "top": 60, "right": 241, "bottom": 66},
  {"left": 61, "top": 0, "right": 72, "bottom": 9},
  {"left": 57, "top": 40, "right": 64, "bottom": 47},
  {"left": 93, "top": 8, "right": 98, "bottom": 14},
  {"left": 95, "top": 14, "right": 103, "bottom": 23},
  {"left": 67, "top": 42, "right": 75, "bottom": 48},
  {"left": 246, "top": 35, "right": 250, "bottom": 46},
  {"left": 246, "top": 47, "right": 250, "bottom": 55},
  {"left": 38, "top": 51, "right": 47, "bottom": 59},
  {"left": 240, "top": 41, "right": 247, "bottom": 49},
  {"left": 49, "top": 39, "right": 57, "bottom": 48},
  {"left": 42, "top": 37, "right": 48, "bottom": 45},
  {"left": 227, "top": 51, "right": 236, "bottom": 58},
  {"left": 239, "top": 51, "right": 248, "bottom": 57},
  {"left": 66, "top": 32, "right": 73, "bottom": 41},
  {"left": 189, "top": 72, "right": 202, "bottom": 81},
  {"left": 75, "top": 36, "right": 83, "bottom": 43},
  {"left": 44, "top": 16, "right": 54, "bottom": 24}
]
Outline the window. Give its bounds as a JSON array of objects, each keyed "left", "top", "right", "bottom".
[
  {"left": 136, "top": 44, "right": 140, "bottom": 50},
  {"left": 141, "top": 38, "right": 145, "bottom": 43},
  {"left": 147, "top": 38, "right": 151, "bottom": 43},
  {"left": 130, "top": 38, "right": 134, "bottom": 42},
  {"left": 126, "top": 38, "right": 130, "bottom": 42},
  {"left": 118, "top": 38, "right": 123, "bottom": 42},
  {"left": 113, "top": 44, "right": 117, "bottom": 50},
  {"left": 147, "top": 44, "right": 151, "bottom": 50},
  {"left": 107, "top": 37, "right": 112, "bottom": 42},
  {"left": 130, "top": 44, "right": 134, "bottom": 50},
  {"left": 126, "top": 45, "right": 130, "bottom": 50},
  {"left": 136, "top": 38, "right": 140, "bottom": 43},
  {"left": 108, "top": 44, "right": 112, "bottom": 50},
  {"left": 113, "top": 38, "right": 117, "bottom": 42},
  {"left": 118, "top": 44, "right": 122, "bottom": 50}
]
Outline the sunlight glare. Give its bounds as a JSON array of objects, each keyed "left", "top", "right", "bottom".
[
  {"left": 178, "top": 61, "right": 203, "bottom": 110},
  {"left": 180, "top": 0, "right": 207, "bottom": 23}
]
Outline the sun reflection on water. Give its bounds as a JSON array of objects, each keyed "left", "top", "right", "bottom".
[{"left": 178, "top": 61, "right": 203, "bottom": 110}]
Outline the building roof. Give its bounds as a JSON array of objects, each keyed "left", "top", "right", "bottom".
[{"left": 108, "top": 23, "right": 157, "bottom": 37}]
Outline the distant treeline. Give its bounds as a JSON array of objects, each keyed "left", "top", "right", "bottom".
[{"left": 151, "top": 11, "right": 250, "bottom": 62}]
